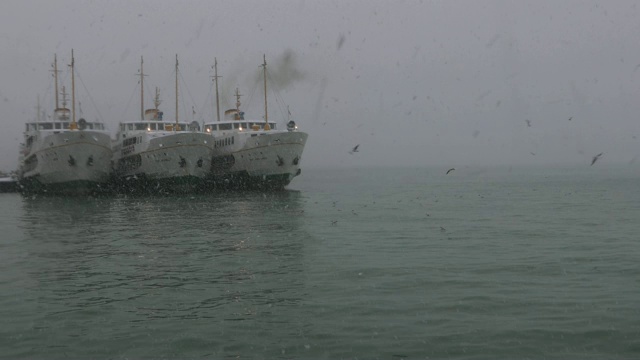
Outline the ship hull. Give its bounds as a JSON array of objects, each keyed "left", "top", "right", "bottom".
[
  {"left": 208, "top": 131, "right": 308, "bottom": 190},
  {"left": 18, "top": 131, "right": 112, "bottom": 195},
  {"left": 113, "top": 132, "right": 213, "bottom": 194}
]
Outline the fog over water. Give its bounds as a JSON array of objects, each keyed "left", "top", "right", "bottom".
[{"left": 1, "top": 0, "right": 639, "bottom": 172}]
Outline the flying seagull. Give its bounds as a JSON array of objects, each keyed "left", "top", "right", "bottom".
[
  {"left": 568, "top": 116, "right": 573, "bottom": 121},
  {"left": 591, "top": 152, "right": 603, "bottom": 166},
  {"left": 525, "top": 119, "right": 531, "bottom": 127},
  {"left": 446, "top": 168, "right": 455, "bottom": 175},
  {"left": 349, "top": 144, "right": 360, "bottom": 154}
]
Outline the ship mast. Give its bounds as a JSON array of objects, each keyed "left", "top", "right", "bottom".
[
  {"left": 140, "top": 56, "right": 144, "bottom": 120},
  {"left": 262, "top": 54, "right": 268, "bottom": 123},
  {"left": 61, "top": 86, "right": 68, "bottom": 109},
  {"left": 235, "top": 88, "right": 242, "bottom": 119},
  {"left": 213, "top": 58, "right": 221, "bottom": 122},
  {"left": 70, "top": 49, "right": 77, "bottom": 129},
  {"left": 36, "top": 96, "right": 41, "bottom": 122},
  {"left": 175, "top": 54, "right": 178, "bottom": 126},
  {"left": 154, "top": 87, "right": 160, "bottom": 110},
  {"left": 52, "top": 54, "right": 60, "bottom": 109}
]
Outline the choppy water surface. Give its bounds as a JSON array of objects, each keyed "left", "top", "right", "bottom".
[{"left": 1, "top": 166, "right": 639, "bottom": 359}]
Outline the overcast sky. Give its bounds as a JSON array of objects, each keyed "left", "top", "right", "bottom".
[{"left": 1, "top": 0, "right": 639, "bottom": 171}]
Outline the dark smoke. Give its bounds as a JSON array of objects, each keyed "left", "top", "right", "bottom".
[{"left": 254, "top": 49, "right": 306, "bottom": 90}]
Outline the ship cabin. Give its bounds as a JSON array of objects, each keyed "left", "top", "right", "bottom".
[
  {"left": 25, "top": 108, "right": 105, "bottom": 132},
  {"left": 118, "top": 108, "right": 200, "bottom": 136},
  {"left": 118, "top": 121, "right": 194, "bottom": 133},
  {"left": 203, "top": 109, "right": 276, "bottom": 134},
  {"left": 25, "top": 121, "right": 106, "bottom": 132},
  {"left": 203, "top": 121, "right": 277, "bottom": 133}
]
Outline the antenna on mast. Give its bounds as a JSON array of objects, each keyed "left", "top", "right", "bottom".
[
  {"left": 175, "top": 54, "right": 178, "bottom": 126},
  {"left": 235, "top": 88, "right": 242, "bottom": 111},
  {"left": 154, "top": 87, "right": 161, "bottom": 110},
  {"left": 51, "top": 54, "right": 60, "bottom": 109},
  {"left": 36, "top": 95, "right": 41, "bottom": 122},
  {"left": 61, "top": 86, "right": 68, "bottom": 109},
  {"left": 69, "top": 49, "right": 77, "bottom": 129},
  {"left": 261, "top": 54, "right": 268, "bottom": 124},
  {"left": 212, "top": 58, "right": 222, "bottom": 122},
  {"left": 139, "top": 56, "right": 145, "bottom": 120}
]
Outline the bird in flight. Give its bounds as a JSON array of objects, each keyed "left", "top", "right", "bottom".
[
  {"left": 349, "top": 144, "right": 360, "bottom": 154},
  {"left": 525, "top": 119, "right": 531, "bottom": 127},
  {"left": 568, "top": 116, "right": 573, "bottom": 121},
  {"left": 591, "top": 152, "right": 603, "bottom": 166},
  {"left": 446, "top": 168, "right": 455, "bottom": 175}
]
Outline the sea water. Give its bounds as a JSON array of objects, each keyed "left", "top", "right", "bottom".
[{"left": 0, "top": 165, "right": 639, "bottom": 359}]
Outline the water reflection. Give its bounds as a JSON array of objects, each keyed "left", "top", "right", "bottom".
[{"left": 16, "top": 191, "right": 311, "bottom": 357}]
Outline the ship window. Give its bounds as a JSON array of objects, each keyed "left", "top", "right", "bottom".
[
  {"left": 62, "top": 122, "right": 70, "bottom": 129},
  {"left": 55, "top": 123, "right": 61, "bottom": 129},
  {"left": 127, "top": 124, "right": 133, "bottom": 130},
  {"left": 135, "top": 123, "right": 146, "bottom": 130},
  {"left": 232, "top": 137, "right": 234, "bottom": 144},
  {"left": 219, "top": 123, "right": 232, "bottom": 130}
]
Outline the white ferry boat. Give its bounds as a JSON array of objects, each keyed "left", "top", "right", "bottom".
[
  {"left": 203, "top": 56, "right": 308, "bottom": 190},
  {"left": 17, "top": 52, "right": 112, "bottom": 195},
  {"left": 111, "top": 56, "right": 213, "bottom": 193}
]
